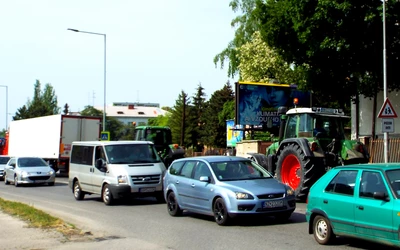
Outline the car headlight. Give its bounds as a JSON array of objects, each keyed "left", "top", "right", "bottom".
[
  {"left": 235, "top": 192, "right": 254, "bottom": 199},
  {"left": 286, "top": 187, "right": 295, "bottom": 196},
  {"left": 48, "top": 170, "right": 54, "bottom": 175},
  {"left": 117, "top": 175, "right": 128, "bottom": 184},
  {"left": 21, "top": 171, "right": 28, "bottom": 177}
]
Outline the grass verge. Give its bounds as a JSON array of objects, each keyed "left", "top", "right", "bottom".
[{"left": 0, "top": 197, "right": 85, "bottom": 237}]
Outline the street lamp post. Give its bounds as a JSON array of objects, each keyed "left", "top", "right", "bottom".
[
  {"left": 68, "top": 28, "right": 107, "bottom": 132},
  {"left": 382, "top": 0, "right": 388, "bottom": 163},
  {"left": 0, "top": 85, "right": 8, "bottom": 130}
]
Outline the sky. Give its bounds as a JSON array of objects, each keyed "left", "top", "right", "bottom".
[{"left": 0, "top": 0, "right": 238, "bottom": 131}]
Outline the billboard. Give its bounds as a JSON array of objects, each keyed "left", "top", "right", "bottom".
[
  {"left": 236, "top": 82, "right": 310, "bottom": 129},
  {"left": 226, "top": 119, "right": 243, "bottom": 147}
]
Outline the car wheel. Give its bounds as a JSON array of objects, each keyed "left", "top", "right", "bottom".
[
  {"left": 167, "top": 192, "right": 182, "bottom": 216},
  {"left": 14, "top": 175, "right": 19, "bottom": 187},
  {"left": 275, "top": 211, "right": 293, "bottom": 222},
  {"left": 48, "top": 182, "right": 55, "bottom": 186},
  {"left": 102, "top": 184, "right": 114, "bottom": 206},
  {"left": 213, "top": 198, "right": 230, "bottom": 226},
  {"left": 4, "top": 174, "right": 9, "bottom": 185},
  {"left": 73, "top": 181, "right": 85, "bottom": 200},
  {"left": 313, "top": 215, "right": 335, "bottom": 245}
]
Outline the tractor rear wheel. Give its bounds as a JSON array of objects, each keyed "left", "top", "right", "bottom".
[{"left": 276, "top": 143, "right": 323, "bottom": 201}]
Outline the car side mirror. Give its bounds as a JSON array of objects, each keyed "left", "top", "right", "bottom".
[
  {"left": 96, "top": 158, "right": 106, "bottom": 169},
  {"left": 373, "top": 192, "right": 389, "bottom": 201},
  {"left": 199, "top": 176, "right": 210, "bottom": 182}
]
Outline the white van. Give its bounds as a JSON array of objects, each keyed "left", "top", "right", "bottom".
[{"left": 68, "top": 141, "right": 167, "bottom": 205}]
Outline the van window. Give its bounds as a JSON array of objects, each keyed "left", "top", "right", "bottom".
[
  {"left": 71, "top": 145, "right": 94, "bottom": 165},
  {"left": 104, "top": 144, "right": 161, "bottom": 164}
]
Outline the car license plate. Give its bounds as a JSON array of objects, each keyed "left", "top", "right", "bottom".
[
  {"left": 263, "top": 200, "right": 284, "bottom": 208},
  {"left": 139, "top": 187, "right": 156, "bottom": 193}
]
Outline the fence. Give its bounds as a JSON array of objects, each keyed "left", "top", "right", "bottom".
[{"left": 368, "top": 138, "right": 400, "bottom": 163}]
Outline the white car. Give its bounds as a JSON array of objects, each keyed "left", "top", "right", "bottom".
[
  {"left": 4, "top": 157, "right": 56, "bottom": 186},
  {"left": 0, "top": 155, "right": 11, "bottom": 180}
]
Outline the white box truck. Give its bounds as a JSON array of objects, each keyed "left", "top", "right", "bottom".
[{"left": 8, "top": 114, "right": 101, "bottom": 173}]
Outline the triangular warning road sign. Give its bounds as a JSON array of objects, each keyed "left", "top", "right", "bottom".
[{"left": 378, "top": 98, "right": 398, "bottom": 118}]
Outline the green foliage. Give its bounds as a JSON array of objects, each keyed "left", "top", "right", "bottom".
[
  {"left": 254, "top": 0, "right": 400, "bottom": 107},
  {"left": 63, "top": 103, "right": 70, "bottom": 115},
  {"left": 202, "top": 82, "right": 235, "bottom": 148},
  {"left": 186, "top": 84, "right": 208, "bottom": 152},
  {"left": 169, "top": 91, "right": 191, "bottom": 146},
  {"left": 214, "top": 0, "right": 260, "bottom": 78},
  {"left": 147, "top": 113, "right": 171, "bottom": 127},
  {"left": 237, "top": 31, "right": 305, "bottom": 84},
  {"left": 13, "top": 80, "right": 60, "bottom": 120},
  {"left": 218, "top": 100, "right": 235, "bottom": 126}
]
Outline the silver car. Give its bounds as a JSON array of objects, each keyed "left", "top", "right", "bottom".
[
  {"left": 163, "top": 156, "right": 296, "bottom": 225},
  {"left": 4, "top": 157, "right": 56, "bottom": 186},
  {"left": 0, "top": 155, "right": 11, "bottom": 180}
]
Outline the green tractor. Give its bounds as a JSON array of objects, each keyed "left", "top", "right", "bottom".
[
  {"left": 266, "top": 107, "right": 369, "bottom": 200},
  {"left": 133, "top": 126, "right": 185, "bottom": 167}
]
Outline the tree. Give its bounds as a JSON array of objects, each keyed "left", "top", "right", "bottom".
[
  {"left": 237, "top": 31, "right": 305, "bottom": 84},
  {"left": 254, "top": 0, "right": 400, "bottom": 107},
  {"left": 13, "top": 80, "right": 60, "bottom": 120},
  {"left": 169, "top": 91, "right": 191, "bottom": 146},
  {"left": 187, "top": 84, "right": 208, "bottom": 152},
  {"left": 214, "top": 0, "right": 260, "bottom": 78},
  {"left": 202, "top": 82, "right": 235, "bottom": 148},
  {"left": 147, "top": 113, "right": 171, "bottom": 127},
  {"left": 63, "top": 103, "right": 70, "bottom": 115}
]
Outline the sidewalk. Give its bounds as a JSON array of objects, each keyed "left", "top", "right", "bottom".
[{"left": 0, "top": 210, "right": 168, "bottom": 250}]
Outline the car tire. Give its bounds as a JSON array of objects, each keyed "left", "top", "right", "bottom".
[
  {"left": 276, "top": 143, "right": 324, "bottom": 201},
  {"left": 313, "top": 215, "right": 335, "bottom": 245},
  {"left": 213, "top": 198, "right": 230, "bottom": 226},
  {"left": 167, "top": 192, "right": 182, "bottom": 216},
  {"left": 73, "top": 181, "right": 85, "bottom": 200},
  {"left": 4, "top": 174, "right": 9, "bottom": 185},
  {"left": 14, "top": 175, "right": 19, "bottom": 187},
  {"left": 102, "top": 184, "right": 114, "bottom": 206}
]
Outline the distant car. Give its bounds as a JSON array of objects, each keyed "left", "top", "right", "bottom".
[
  {"left": 306, "top": 163, "right": 400, "bottom": 247},
  {"left": 163, "top": 156, "right": 296, "bottom": 225},
  {"left": 4, "top": 157, "right": 56, "bottom": 186},
  {"left": 0, "top": 155, "right": 11, "bottom": 180}
]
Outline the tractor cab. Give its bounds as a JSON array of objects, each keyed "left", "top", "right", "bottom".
[{"left": 133, "top": 126, "right": 185, "bottom": 167}]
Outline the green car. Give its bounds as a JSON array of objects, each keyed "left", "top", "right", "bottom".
[{"left": 306, "top": 163, "right": 400, "bottom": 247}]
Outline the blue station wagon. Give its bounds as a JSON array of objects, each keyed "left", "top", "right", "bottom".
[
  {"left": 164, "top": 156, "right": 296, "bottom": 225},
  {"left": 306, "top": 163, "right": 400, "bottom": 247}
]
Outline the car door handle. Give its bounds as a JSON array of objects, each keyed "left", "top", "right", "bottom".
[
  {"left": 175, "top": 180, "right": 180, "bottom": 184},
  {"left": 356, "top": 205, "right": 364, "bottom": 210},
  {"left": 191, "top": 183, "right": 195, "bottom": 188},
  {"left": 323, "top": 200, "right": 328, "bottom": 204}
]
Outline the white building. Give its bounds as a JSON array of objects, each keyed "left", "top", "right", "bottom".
[
  {"left": 95, "top": 102, "right": 169, "bottom": 125},
  {"left": 351, "top": 91, "right": 400, "bottom": 140}
]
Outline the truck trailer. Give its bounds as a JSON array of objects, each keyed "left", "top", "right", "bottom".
[{"left": 6, "top": 114, "right": 101, "bottom": 173}]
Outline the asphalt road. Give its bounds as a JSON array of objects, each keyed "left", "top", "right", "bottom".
[{"left": 0, "top": 177, "right": 395, "bottom": 250}]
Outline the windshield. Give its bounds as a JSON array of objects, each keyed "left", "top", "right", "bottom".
[
  {"left": 105, "top": 144, "right": 162, "bottom": 164},
  {"left": 386, "top": 169, "right": 400, "bottom": 198},
  {"left": 0, "top": 157, "right": 10, "bottom": 164},
  {"left": 311, "top": 115, "right": 347, "bottom": 139},
  {"left": 18, "top": 157, "right": 48, "bottom": 167},
  {"left": 210, "top": 160, "right": 273, "bottom": 181},
  {"left": 145, "top": 128, "right": 172, "bottom": 145}
]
